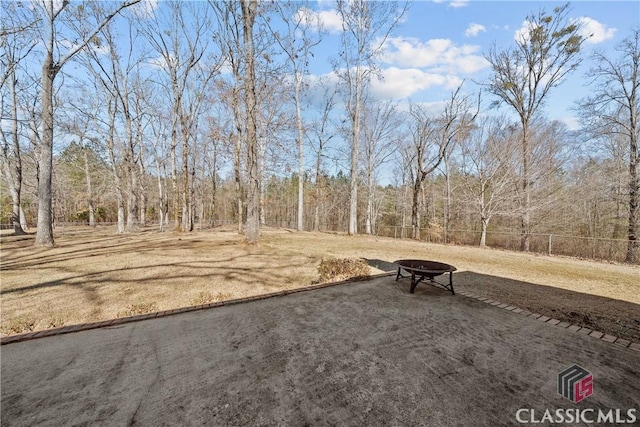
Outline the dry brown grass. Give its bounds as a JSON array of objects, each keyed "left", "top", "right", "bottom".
[
  {"left": 1, "top": 225, "right": 639, "bottom": 340},
  {"left": 317, "top": 258, "right": 371, "bottom": 282}
]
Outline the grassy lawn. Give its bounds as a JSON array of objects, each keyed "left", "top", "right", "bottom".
[{"left": 1, "top": 225, "right": 639, "bottom": 340}]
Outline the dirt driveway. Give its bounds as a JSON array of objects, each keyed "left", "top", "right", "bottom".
[{"left": 2, "top": 276, "right": 639, "bottom": 426}]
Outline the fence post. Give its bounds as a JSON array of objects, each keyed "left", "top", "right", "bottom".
[
  {"left": 548, "top": 234, "right": 552, "bottom": 256},
  {"left": 394, "top": 226, "right": 397, "bottom": 239}
]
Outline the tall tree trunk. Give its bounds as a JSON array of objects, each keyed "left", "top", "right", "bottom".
[
  {"left": 34, "top": 0, "right": 139, "bottom": 245},
  {"left": 136, "top": 121, "right": 146, "bottom": 227},
  {"left": 125, "top": 121, "right": 138, "bottom": 231},
  {"left": 479, "top": 181, "right": 487, "bottom": 247},
  {"left": 181, "top": 121, "right": 191, "bottom": 232},
  {"left": 126, "top": 175, "right": 137, "bottom": 230},
  {"left": 210, "top": 142, "right": 218, "bottom": 226},
  {"left": 189, "top": 146, "right": 196, "bottom": 231},
  {"left": 411, "top": 181, "right": 421, "bottom": 240},
  {"left": 138, "top": 162, "right": 146, "bottom": 227},
  {"left": 2, "top": 65, "right": 26, "bottom": 235},
  {"left": 444, "top": 155, "right": 451, "bottom": 244},
  {"left": 35, "top": 50, "right": 56, "bottom": 246},
  {"left": 105, "top": 101, "right": 125, "bottom": 234},
  {"left": 233, "top": 132, "right": 243, "bottom": 233},
  {"left": 258, "top": 136, "right": 266, "bottom": 227},
  {"left": 365, "top": 163, "right": 373, "bottom": 235},
  {"left": 313, "top": 137, "right": 325, "bottom": 232},
  {"left": 83, "top": 149, "right": 95, "bottom": 227},
  {"left": 295, "top": 79, "right": 304, "bottom": 232},
  {"left": 117, "top": 193, "right": 125, "bottom": 234},
  {"left": 627, "top": 129, "right": 638, "bottom": 263},
  {"left": 520, "top": 121, "right": 531, "bottom": 252},
  {"left": 170, "top": 137, "right": 179, "bottom": 230},
  {"left": 155, "top": 156, "right": 164, "bottom": 232},
  {"left": 2, "top": 163, "right": 24, "bottom": 234},
  {"left": 259, "top": 173, "right": 266, "bottom": 226},
  {"left": 314, "top": 152, "right": 323, "bottom": 232},
  {"left": 181, "top": 156, "right": 189, "bottom": 231},
  {"left": 19, "top": 206, "right": 27, "bottom": 231},
  {"left": 162, "top": 163, "right": 169, "bottom": 226},
  {"left": 480, "top": 217, "right": 488, "bottom": 247},
  {"left": 348, "top": 72, "right": 362, "bottom": 235},
  {"left": 241, "top": 0, "right": 260, "bottom": 243}
]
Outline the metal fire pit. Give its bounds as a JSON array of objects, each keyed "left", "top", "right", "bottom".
[{"left": 394, "top": 259, "right": 457, "bottom": 295}]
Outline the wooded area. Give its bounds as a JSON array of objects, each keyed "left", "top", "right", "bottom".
[{"left": 1, "top": 1, "right": 638, "bottom": 263}]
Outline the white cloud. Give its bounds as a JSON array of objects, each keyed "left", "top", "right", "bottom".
[
  {"left": 514, "top": 20, "right": 536, "bottom": 43},
  {"left": 399, "top": 100, "right": 450, "bottom": 115},
  {"left": 559, "top": 116, "right": 580, "bottom": 131},
  {"left": 516, "top": 17, "right": 616, "bottom": 46},
  {"left": 380, "top": 36, "right": 489, "bottom": 74},
  {"left": 371, "top": 67, "right": 463, "bottom": 99},
  {"left": 576, "top": 17, "right": 617, "bottom": 44},
  {"left": 296, "top": 7, "right": 343, "bottom": 34},
  {"left": 318, "top": 9, "right": 344, "bottom": 33},
  {"left": 433, "top": 0, "right": 468, "bottom": 6},
  {"left": 146, "top": 55, "right": 179, "bottom": 70},
  {"left": 465, "top": 23, "right": 486, "bottom": 38},
  {"left": 449, "top": 1, "right": 469, "bottom": 8},
  {"left": 131, "top": 0, "right": 158, "bottom": 18}
]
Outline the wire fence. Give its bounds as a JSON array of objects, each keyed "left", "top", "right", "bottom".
[{"left": 374, "top": 226, "right": 633, "bottom": 264}]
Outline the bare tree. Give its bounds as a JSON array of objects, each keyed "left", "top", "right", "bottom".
[
  {"left": 58, "top": 107, "right": 102, "bottom": 227},
  {"left": 212, "top": 1, "right": 246, "bottom": 235},
  {"left": 0, "top": 3, "right": 38, "bottom": 234},
  {"left": 334, "top": 0, "right": 407, "bottom": 235},
  {"left": 75, "top": 81, "right": 128, "bottom": 233},
  {"left": 33, "top": 0, "right": 139, "bottom": 246},
  {"left": 405, "top": 85, "right": 478, "bottom": 240},
  {"left": 459, "top": 116, "right": 519, "bottom": 246},
  {"left": 81, "top": 14, "right": 149, "bottom": 232},
  {"left": 150, "top": 118, "right": 169, "bottom": 232},
  {"left": 142, "top": 1, "right": 219, "bottom": 232},
  {"left": 268, "top": 1, "right": 321, "bottom": 232},
  {"left": 484, "top": 3, "right": 586, "bottom": 252},
  {"left": 241, "top": 0, "right": 260, "bottom": 243},
  {"left": 360, "top": 98, "right": 401, "bottom": 234},
  {"left": 580, "top": 29, "right": 640, "bottom": 263},
  {"left": 307, "top": 78, "right": 339, "bottom": 231}
]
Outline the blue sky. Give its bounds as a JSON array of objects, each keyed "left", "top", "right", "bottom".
[
  {"left": 76, "top": 0, "right": 638, "bottom": 133},
  {"left": 301, "top": 0, "right": 640, "bottom": 130}
]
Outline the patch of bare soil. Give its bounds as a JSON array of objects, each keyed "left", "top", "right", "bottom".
[{"left": 1, "top": 226, "right": 639, "bottom": 344}]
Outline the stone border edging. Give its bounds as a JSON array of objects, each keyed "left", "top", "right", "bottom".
[
  {"left": 0, "top": 272, "right": 395, "bottom": 346},
  {"left": 455, "top": 290, "right": 640, "bottom": 353}
]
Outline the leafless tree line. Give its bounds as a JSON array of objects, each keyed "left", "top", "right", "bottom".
[{"left": 1, "top": 1, "right": 638, "bottom": 262}]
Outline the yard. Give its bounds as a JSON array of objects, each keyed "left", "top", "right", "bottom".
[{"left": 1, "top": 225, "right": 639, "bottom": 342}]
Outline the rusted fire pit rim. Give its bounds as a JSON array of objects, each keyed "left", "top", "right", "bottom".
[{"left": 394, "top": 259, "right": 457, "bottom": 274}]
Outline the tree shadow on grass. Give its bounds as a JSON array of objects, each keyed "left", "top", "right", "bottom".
[
  {"left": 0, "top": 253, "right": 313, "bottom": 296},
  {"left": 0, "top": 233, "right": 320, "bottom": 336}
]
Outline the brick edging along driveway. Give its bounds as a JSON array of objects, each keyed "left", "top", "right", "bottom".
[
  {"left": 2, "top": 273, "right": 639, "bottom": 353},
  {"left": 456, "top": 290, "right": 640, "bottom": 352}
]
